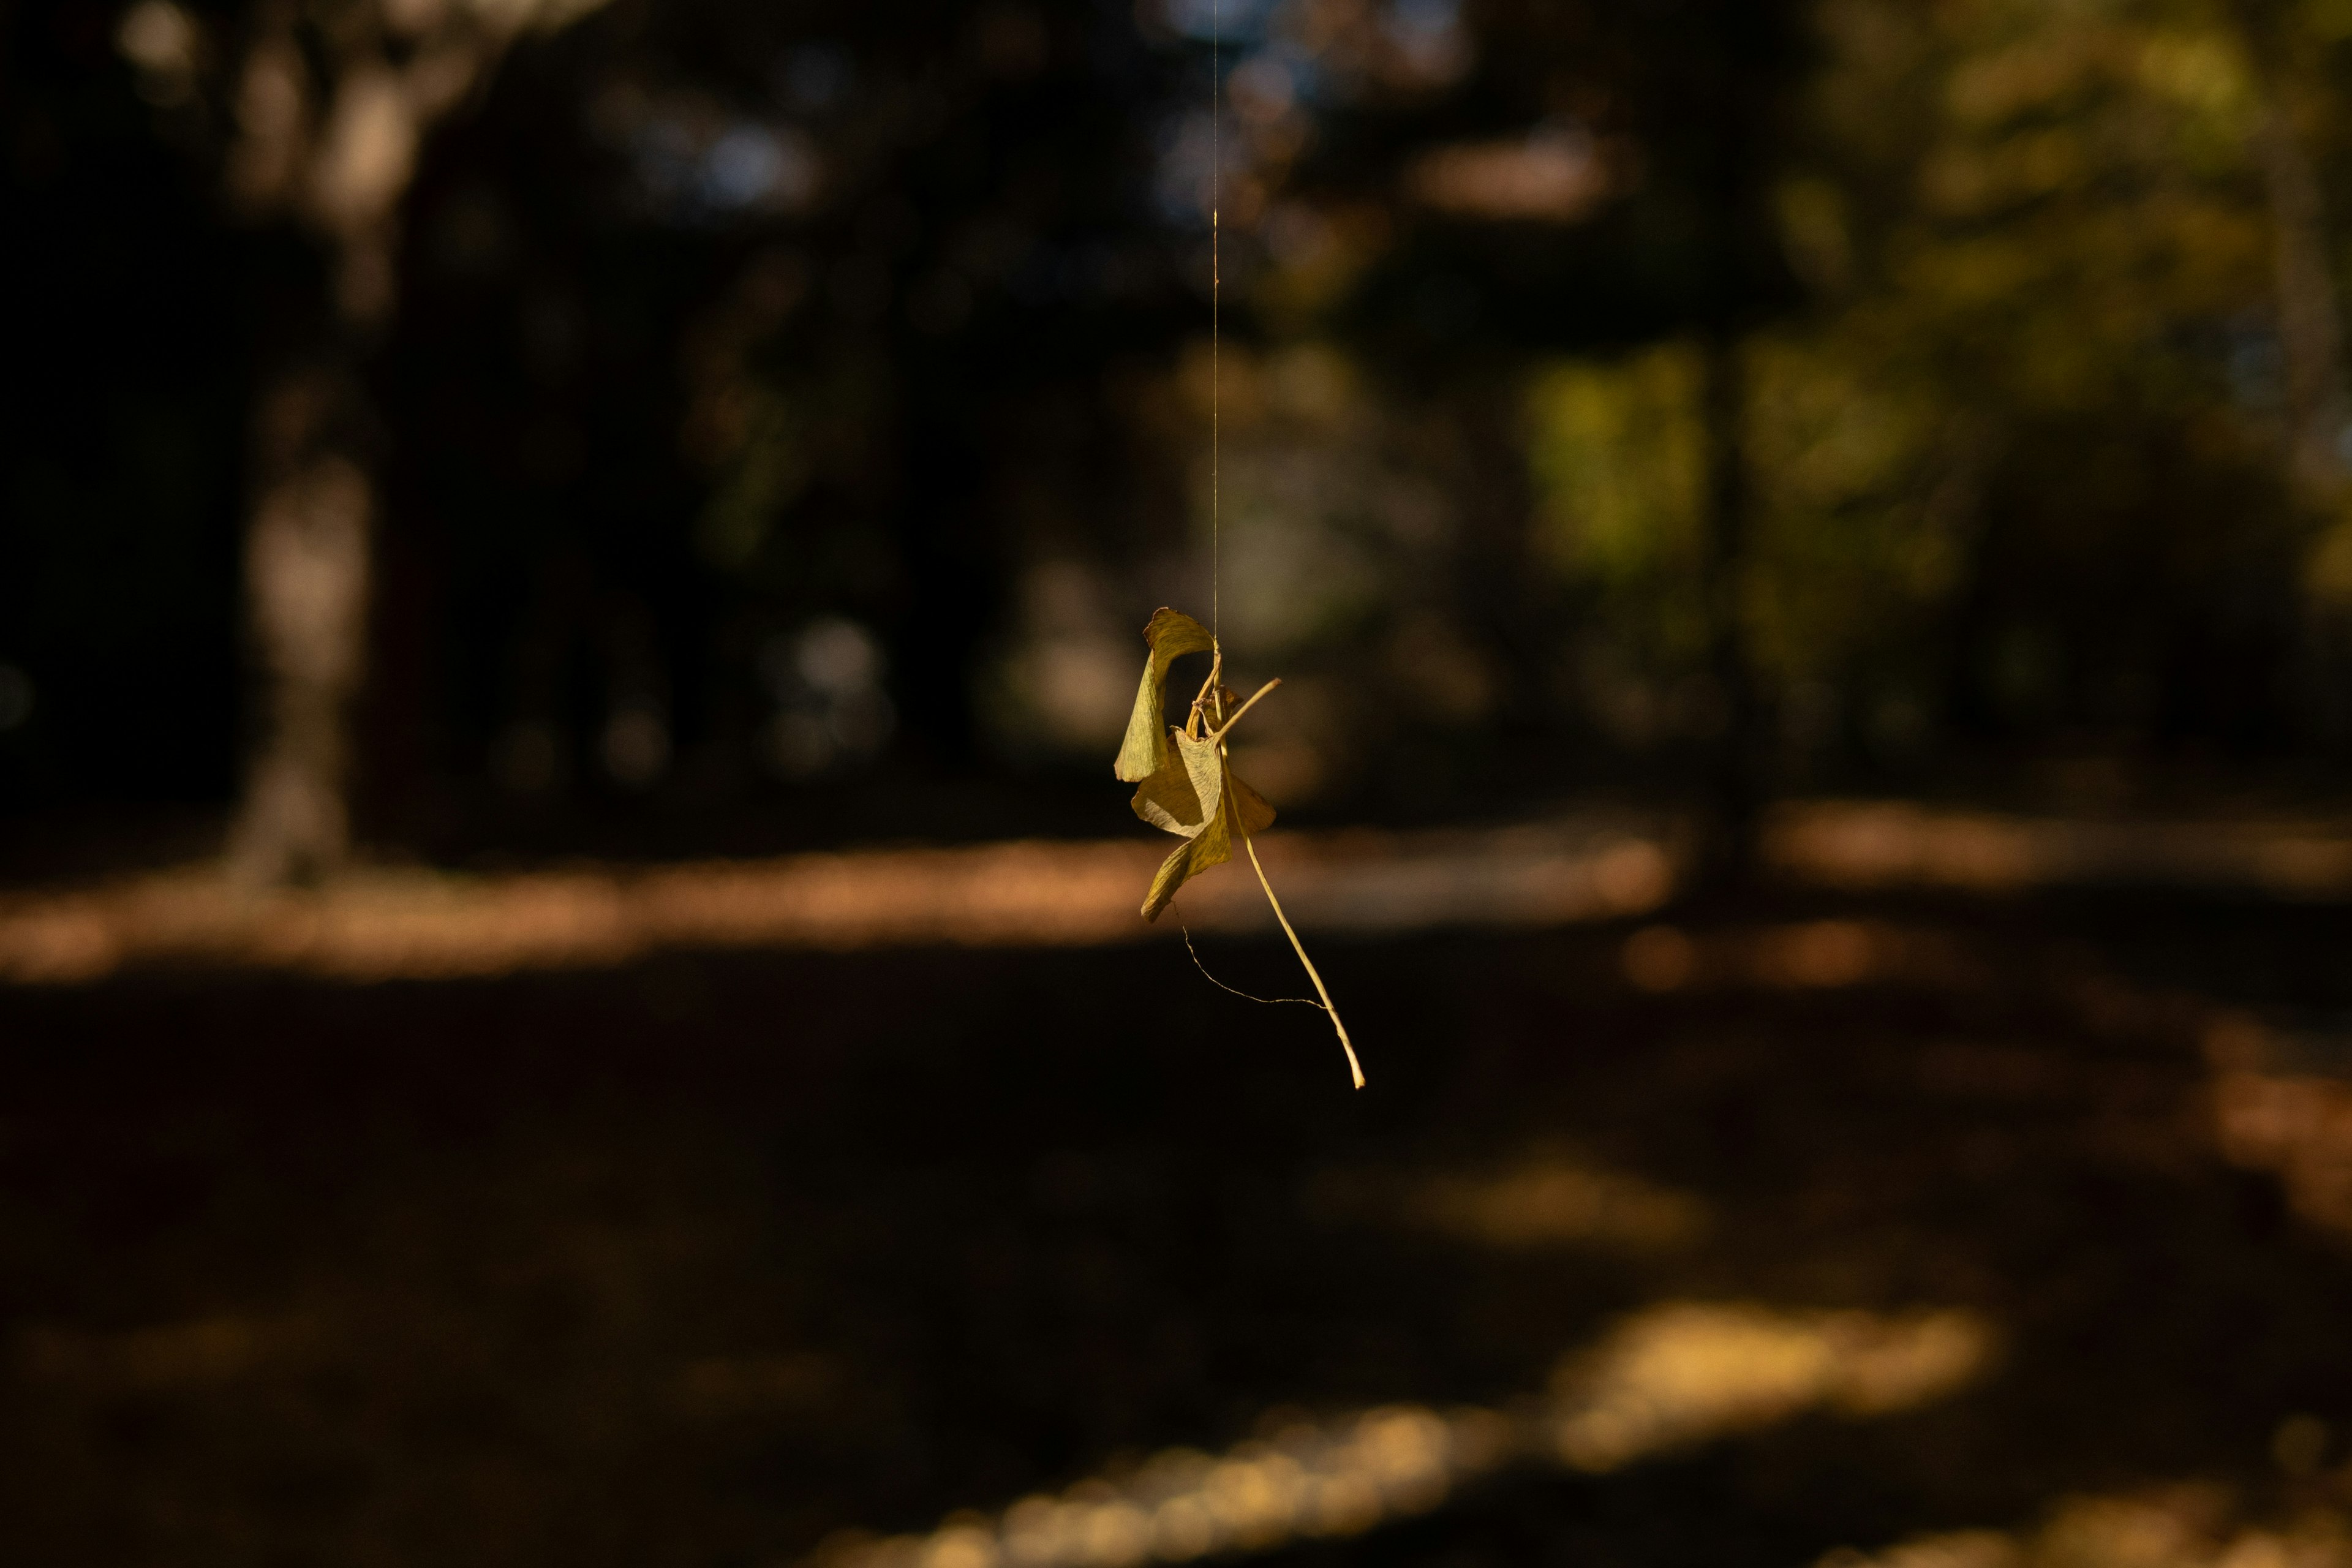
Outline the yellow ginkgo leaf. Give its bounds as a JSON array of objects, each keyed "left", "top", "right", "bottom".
[
  {"left": 1140, "top": 729, "right": 1238, "bottom": 918},
  {"left": 1113, "top": 608, "right": 1215, "bottom": 785}
]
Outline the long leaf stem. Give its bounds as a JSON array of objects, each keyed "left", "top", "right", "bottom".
[{"left": 1240, "top": 831, "right": 1364, "bottom": 1090}]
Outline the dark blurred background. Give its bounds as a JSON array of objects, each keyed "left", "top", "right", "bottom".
[
  {"left": 12, "top": 0, "right": 2352, "bottom": 1564},
  {"left": 17, "top": 0, "right": 2352, "bottom": 876}
]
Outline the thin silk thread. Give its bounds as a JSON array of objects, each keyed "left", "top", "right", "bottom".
[
  {"left": 1180, "top": 919, "right": 1319, "bottom": 1007},
  {"left": 1210, "top": 0, "right": 1220, "bottom": 644},
  {"left": 1182, "top": 11, "right": 1284, "bottom": 1016}
]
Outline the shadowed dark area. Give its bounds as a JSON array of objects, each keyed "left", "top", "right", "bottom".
[{"left": 4, "top": 889, "right": 2349, "bottom": 1566}]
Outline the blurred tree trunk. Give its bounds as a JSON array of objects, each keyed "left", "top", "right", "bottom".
[
  {"left": 230, "top": 360, "right": 375, "bottom": 881},
  {"left": 2231, "top": 0, "right": 2349, "bottom": 502},
  {"left": 219, "top": 0, "right": 605, "bottom": 881}
]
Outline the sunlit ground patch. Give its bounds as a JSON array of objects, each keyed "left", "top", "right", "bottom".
[
  {"left": 1619, "top": 918, "right": 1979, "bottom": 993},
  {"left": 1307, "top": 1148, "right": 1709, "bottom": 1253},
  {"left": 813, "top": 1300, "right": 1996, "bottom": 1568},
  {"left": 1410, "top": 1153, "right": 1709, "bottom": 1253},
  {"left": 0, "top": 820, "right": 1673, "bottom": 985},
  {"left": 1550, "top": 1302, "right": 1993, "bottom": 1471},
  {"left": 1819, "top": 1483, "right": 2352, "bottom": 1568},
  {"left": 2207, "top": 1012, "right": 2352, "bottom": 1239}
]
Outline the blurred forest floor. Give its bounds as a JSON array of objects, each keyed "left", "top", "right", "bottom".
[
  {"left": 9, "top": 801, "right": 2352, "bottom": 984},
  {"left": 6, "top": 815, "right": 2352, "bottom": 1566}
]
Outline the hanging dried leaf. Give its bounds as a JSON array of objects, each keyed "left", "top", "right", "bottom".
[{"left": 1110, "top": 608, "right": 1363, "bottom": 1088}]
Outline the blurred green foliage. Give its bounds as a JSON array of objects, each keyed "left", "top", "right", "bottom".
[{"left": 1220, "top": 0, "right": 2349, "bottom": 790}]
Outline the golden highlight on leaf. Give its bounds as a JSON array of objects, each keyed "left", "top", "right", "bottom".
[
  {"left": 1140, "top": 728, "right": 1273, "bottom": 920},
  {"left": 1113, "top": 608, "right": 1215, "bottom": 784}
]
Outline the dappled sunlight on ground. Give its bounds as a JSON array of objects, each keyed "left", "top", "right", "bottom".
[
  {"left": 1822, "top": 1486, "right": 2352, "bottom": 1568},
  {"left": 1397, "top": 1152, "right": 1710, "bottom": 1253},
  {"left": 820, "top": 1302, "right": 1992, "bottom": 1568},
  {"left": 1299, "top": 1147, "right": 1709, "bottom": 1254},
  {"left": 1548, "top": 1303, "right": 1991, "bottom": 1470},
  {"left": 13, "top": 805, "right": 2352, "bottom": 986},
  {"left": 1768, "top": 805, "right": 2352, "bottom": 899},
  {"left": 0, "top": 819, "right": 1672, "bottom": 984},
  {"left": 1620, "top": 917, "right": 1983, "bottom": 992},
  {"left": 2206, "top": 1014, "right": 2352, "bottom": 1240}
]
